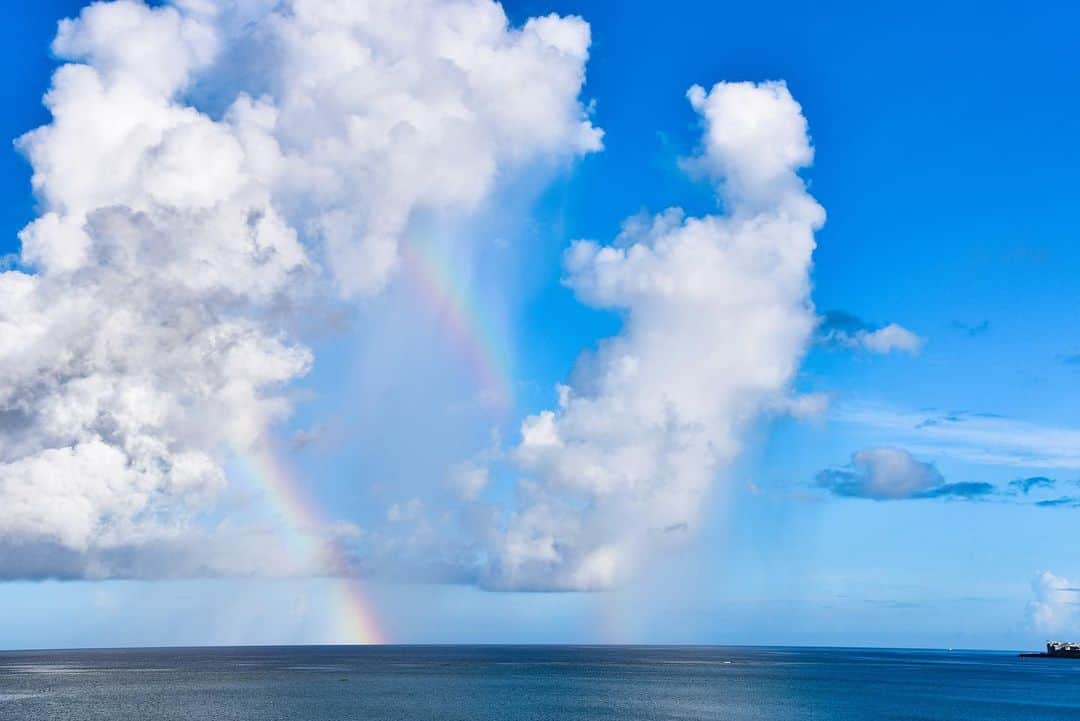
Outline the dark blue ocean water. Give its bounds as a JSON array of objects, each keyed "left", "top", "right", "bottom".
[{"left": 1, "top": 645, "right": 1079, "bottom": 720}]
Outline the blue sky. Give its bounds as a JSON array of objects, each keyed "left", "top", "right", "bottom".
[{"left": 1, "top": 0, "right": 1079, "bottom": 650}]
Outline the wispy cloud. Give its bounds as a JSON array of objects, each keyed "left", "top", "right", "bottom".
[
  {"left": 833, "top": 405, "right": 1080, "bottom": 470},
  {"left": 863, "top": 599, "right": 927, "bottom": 609},
  {"left": 1008, "top": 476, "right": 1056, "bottom": 494},
  {"left": 1035, "top": 497, "right": 1080, "bottom": 508},
  {"left": 917, "top": 481, "right": 996, "bottom": 499},
  {"left": 951, "top": 320, "right": 990, "bottom": 337}
]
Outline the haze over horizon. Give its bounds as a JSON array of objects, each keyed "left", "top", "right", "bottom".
[{"left": 1, "top": 0, "right": 1079, "bottom": 651}]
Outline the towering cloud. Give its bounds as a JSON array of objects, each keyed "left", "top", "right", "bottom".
[
  {"left": 0, "top": 0, "right": 599, "bottom": 578},
  {"left": 482, "top": 82, "right": 825, "bottom": 590},
  {"left": 230, "top": 0, "right": 602, "bottom": 295}
]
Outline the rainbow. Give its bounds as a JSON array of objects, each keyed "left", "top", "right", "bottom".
[
  {"left": 222, "top": 235, "right": 510, "bottom": 644},
  {"left": 400, "top": 238, "right": 515, "bottom": 411},
  {"left": 233, "top": 443, "right": 386, "bottom": 645}
]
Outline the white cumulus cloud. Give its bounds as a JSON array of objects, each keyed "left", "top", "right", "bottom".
[
  {"left": 480, "top": 81, "right": 825, "bottom": 591},
  {"left": 1027, "top": 571, "right": 1080, "bottom": 635},
  {"left": 845, "top": 323, "right": 922, "bottom": 354},
  {"left": 0, "top": 0, "right": 599, "bottom": 579}
]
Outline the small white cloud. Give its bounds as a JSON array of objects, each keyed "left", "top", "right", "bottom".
[
  {"left": 818, "top": 311, "right": 922, "bottom": 354},
  {"left": 816, "top": 446, "right": 995, "bottom": 501},
  {"left": 854, "top": 323, "right": 923, "bottom": 354},
  {"left": 1027, "top": 571, "right": 1080, "bottom": 635},
  {"left": 818, "top": 447, "right": 943, "bottom": 500},
  {"left": 774, "top": 392, "right": 831, "bottom": 420}
]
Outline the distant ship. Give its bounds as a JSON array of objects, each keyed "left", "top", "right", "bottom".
[{"left": 1020, "top": 641, "right": 1080, "bottom": 659}]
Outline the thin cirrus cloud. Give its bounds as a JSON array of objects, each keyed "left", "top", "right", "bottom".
[
  {"left": 951, "top": 319, "right": 990, "bottom": 337},
  {"left": 833, "top": 405, "right": 1080, "bottom": 469},
  {"left": 1035, "top": 497, "right": 1080, "bottom": 508},
  {"left": 0, "top": 0, "right": 600, "bottom": 580}
]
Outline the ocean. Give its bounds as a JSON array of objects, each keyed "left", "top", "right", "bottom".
[{"left": 2, "top": 645, "right": 1079, "bottom": 720}]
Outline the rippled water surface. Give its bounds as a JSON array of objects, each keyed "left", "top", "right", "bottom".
[{"left": 2, "top": 645, "right": 1079, "bottom": 720}]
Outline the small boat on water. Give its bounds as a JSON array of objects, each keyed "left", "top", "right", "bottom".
[{"left": 1020, "top": 641, "right": 1080, "bottom": 659}]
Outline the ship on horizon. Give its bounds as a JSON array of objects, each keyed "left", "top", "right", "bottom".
[{"left": 1020, "top": 641, "right": 1080, "bottom": 659}]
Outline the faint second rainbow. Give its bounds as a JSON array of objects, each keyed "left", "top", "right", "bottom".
[{"left": 400, "top": 238, "right": 515, "bottom": 411}]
